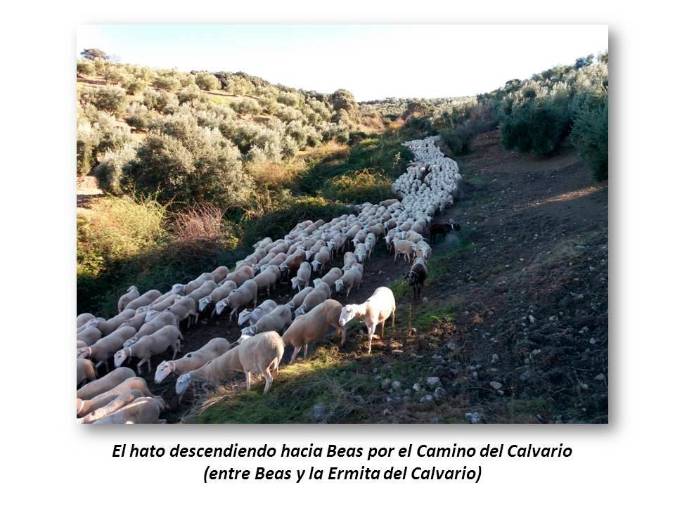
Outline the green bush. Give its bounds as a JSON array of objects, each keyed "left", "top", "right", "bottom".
[
  {"left": 77, "top": 60, "right": 95, "bottom": 76},
  {"left": 153, "top": 74, "right": 181, "bottom": 92},
  {"left": 323, "top": 168, "right": 396, "bottom": 203},
  {"left": 571, "top": 93, "right": 608, "bottom": 180},
  {"left": 94, "top": 145, "right": 137, "bottom": 195},
  {"left": 501, "top": 97, "right": 572, "bottom": 156},
  {"left": 125, "top": 128, "right": 251, "bottom": 210},
  {"left": 195, "top": 72, "right": 220, "bottom": 91},
  {"left": 77, "top": 196, "right": 167, "bottom": 278},
  {"left": 87, "top": 85, "right": 127, "bottom": 114}
]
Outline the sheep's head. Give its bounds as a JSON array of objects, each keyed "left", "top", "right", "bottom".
[
  {"left": 311, "top": 260, "right": 321, "bottom": 272},
  {"left": 128, "top": 285, "right": 138, "bottom": 293},
  {"left": 313, "top": 279, "right": 322, "bottom": 288},
  {"left": 339, "top": 305, "right": 360, "bottom": 327},
  {"left": 198, "top": 296, "right": 211, "bottom": 313},
  {"left": 335, "top": 279, "right": 344, "bottom": 293},
  {"left": 171, "top": 284, "right": 186, "bottom": 295},
  {"left": 175, "top": 372, "right": 193, "bottom": 396},
  {"left": 154, "top": 361, "right": 175, "bottom": 384},
  {"left": 215, "top": 298, "right": 230, "bottom": 316},
  {"left": 241, "top": 324, "right": 256, "bottom": 337},
  {"left": 113, "top": 348, "right": 130, "bottom": 368},
  {"left": 144, "top": 309, "right": 159, "bottom": 322},
  {"left": 290, "top": 277, "right": 299, "bottom": 290}
]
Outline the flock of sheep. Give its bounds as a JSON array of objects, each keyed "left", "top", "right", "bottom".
[{"left": 75, "top": 136, "right": 462, "bottom": 424}]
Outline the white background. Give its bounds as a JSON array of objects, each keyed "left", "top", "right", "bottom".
[{"left": 1, "top": 1, "right": 673, "bottom": 503}]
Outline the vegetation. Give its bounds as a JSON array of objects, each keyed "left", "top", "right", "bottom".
[{"left": 366, "top": 52, "right": 608, "bottom": 179}]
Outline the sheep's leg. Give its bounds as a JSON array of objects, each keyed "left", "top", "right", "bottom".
[
  {"left": 172, "top": 344, "right": 178, "bottom": 360},
  {"left": 392, "top": 309, "right": 396, "bottom": 328},
  {"left": 245, "top": 371, "right": 251, "bottom": 391},
  {"left": 303, "top": 343, "right": 308, "bottom": 359},
  {"left": 136, "top": 358, "right": 147, "bottom": 375},
  {"left": 262, "top": 368, "right": 273, "bottom": 394},
  {"left": 290, "top": 346, "right": 301, "bottom": 364}
]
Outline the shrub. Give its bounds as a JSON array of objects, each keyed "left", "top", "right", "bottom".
[
  {"left": 195, "top": 72, "right": 220, "bottom": 91},
  {"left": 501, "top": 96, "right": 572, "bottom": 156},
  {"left": 77, "top": 118, "right": 100, "bottom": 176},
  {"left": 153, "top": 74, "right": 181, "bottom": 92},
  {"left": 77, "top": 60, "right": 95, "bottom": 76},
  {"left": 231, "top": 98, "right": 262, "bottom": 115},
  {"left": 571, "top": 93, "right": 608, "bottom": 180},
  {"left": 77, "top": 196, "right": 166, "bottom": 278},
  {"left": 323, "top": 168, "right": 395, "bottom": 203},
  {"left": 177, "top": 84, "right": 201, "bottom": 104},
  {"left": 88, "top": 85, "right": 127, "bottom": 114},
  {"left": 125, "top": 79, "right": 146, "bottom": 95},
  {"left": 93, "top": 144, "right": 137, "bottom": 195},
  {"left": 125, "top": 129, "right": 251, "bottom": 210}
]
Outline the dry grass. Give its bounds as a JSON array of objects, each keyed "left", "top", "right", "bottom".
[{"left": 171, "top": 204, "right": 224, "bottom": 242}]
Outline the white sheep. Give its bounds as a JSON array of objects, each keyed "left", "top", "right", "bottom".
[
  {"left": 154, "top": 337, "right": 232, "bottom": 384},
  {"left": 310, "top": 246, "right": 331, "bottom": 273},
  {"left": 317, "top": 267, "right": 343, "bottom": 293},
  {"left": 77, "top": 367, "right": 136, "bottom": 400},
  {"left": 199, "top": 280, "right": 237, "bottom": 313},
  {"left": 211, "top": 266, "right": 230, "bottom": 283},
  {"left": 117, "top": 286, "right": 140, "bottom": 313},
  {"left": 79, "top": 388, "right": 150, "bottom": 424},
  {"left": 124, "top": 289, "right": 162, "bottom": 311},
  {"left": 185, "top": 280, "right": 219, "bottom": 309},
  {"left": 76, "top": 313, "right": 96, "bottom": 329},
  {"left": 168, "top": 296, "right": 199, "bottom": 326},
  {"left": 253, "top": 265, "right": 280, "bottom": 297},
  {"left": 294, "top": 281, "right": 331, "bottom": 316},
  {"left": 343, "top": 251, "right": 358, "bottom": 269},
  {"left": 114, "top": 325, "right": 183, "bottom": 373},
  {"left": 288, "top": 286, "right": 314, "bottom": 310},
  {"left": 339, "top": 287, "right": 396, "bottom": 354},
  {"left": 392, "top": 239, "right": 415, "bottom": 263},
  {"left": 238, "top": 299, "right": 277, "bottom": 327},
  {"left": 292, "top": 261, "right": 312, "bottom": 292},
  {"left": 125, "top": 311, "right": 178, "bottom": 347},
  {"left": 96, "top": 309, "right": 135, "bottom": 336},
  {"left": 215, "top": 279, "right": 258, "bottom": 320},
  {"left": 77, "top": 376, "right": 154, "bottom": 417},
  {"left": 282, "top": 299, "right": 345, "bottom": 363},
  {"left": 241, "top": 304, "right": 292, "bottom": 337},
  {"left": 77, "top": 358, "right": 96, "bottom": 386},
  {"left": 90, "top": 396, "right": 167, "bottom": 424},
  {"left": 334, "top": 265, "right": 363, "bottom": 298},
  {"left": 77, "top": 326, "right": 102, "bottom": 346},
  {"left": 79, "top": 325, "right": 137, "bottom": 371},
  {"left": 224, "top": 265, "right": 255, "bottom": 285},
  {"left": 184, "top": 273, "right": 215, "bottom": 295},
  {"left": 175, "top": 331, "right": 284, "bottom": 395}
]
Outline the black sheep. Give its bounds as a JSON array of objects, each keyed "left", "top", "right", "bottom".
[
  {"left": 405, "top": 260, "right": 428, "bottom": 300},
  {"left": 429, "top": 221, "right": 461, "bottom": 244}
]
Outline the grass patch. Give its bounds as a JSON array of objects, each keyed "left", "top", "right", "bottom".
[
  {"left": 295, "top": 128, "right": 413, "bottom": 197},
  {"left": 197, "top": 347, "right": 375, "bottom": 423}
]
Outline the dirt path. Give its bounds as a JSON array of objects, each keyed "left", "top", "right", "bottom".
[{"left": 126, "top": 130, "right": 607, "bottom": 423}]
